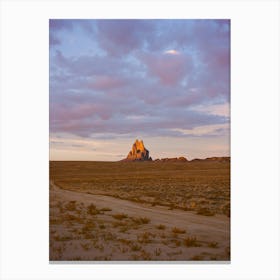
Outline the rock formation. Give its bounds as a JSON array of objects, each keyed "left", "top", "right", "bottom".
[
  {"left": 124, "top": 139, "right": 152, "bottom": 161},
  {"left": 191, "top": 157, "right": 230, "bottom": 162},
  {"left": 154, "top": 156, "right": 188, "bottom": 162}
]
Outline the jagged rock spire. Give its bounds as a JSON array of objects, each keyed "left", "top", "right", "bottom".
[{"left": 124, "top": 139, "right": 152, "bottom": 161}]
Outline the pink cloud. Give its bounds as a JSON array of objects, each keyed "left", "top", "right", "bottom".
[
  {"left": 140, "top": 52, "right": 193, "bottom": 85},
  {"left": 50, "top": 102, "right": 113, "bottom": 125},
  {"left": 97, "top": 20, "right": 153, "bottom": 56},
  {"left": 50, "top": 20, "right": 230, "bottom": 140},
  {"left": 88, "top": 75, "right": 126, "bottom": 90}
]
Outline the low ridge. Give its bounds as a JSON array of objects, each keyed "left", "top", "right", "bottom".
[{"left": 121, "top": 139, "right": 228, "bottom": 162}]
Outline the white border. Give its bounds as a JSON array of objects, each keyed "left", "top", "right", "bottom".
[{"left": 1, "top": 0, "right": 279, "bottom": 279}]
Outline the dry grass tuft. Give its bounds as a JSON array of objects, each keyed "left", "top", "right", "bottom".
[
  {"left": 154, "top": 248, "right": 161, "bottom": 256},
  {"left": 118, "top": 238, "right": 132, "bottom": 245},
  {"left": 131, "top": 243, "right": 142, "bottom": 251},
  {"left": 64, "top": 200, "right": 77, "bottom": 211},
  {"left": 140, "top": 250, "right": 152, "bottom": 260},
  {"left": 131, "top": 216, "right": 150, "bottom": 225},
  {"left": 63, "top": 213, "right": 84, "bottom": 223},
  {"left": 112, "top": 213, "right": 128, "bottom": 220},
  {"left": 81, "top": 242, "right": 91, "bottom": 251},
  {"left": 100, "top": 207, "right": 112, "bottom": 212},
  {"left": 99, "top": 223, "right": 106, "bottom": 229},
  {"left": 171, "top": 239, "right": 181, "bottom": 247},
  {"left": 119, "top": 225, "right": 130, "bottom": 233},
  {"left": 137, "top": 232, "right": 154, "bottom": 244},
  {"left": 54, "top": 235, "right": 72, "bottom": 242},
  {"left": 87, "top": 203, "right": 100, "bottom": 215},
  {"left": 172, "top": 227, "right": 186, "bottom": 234},
  {"left": 112, "top": 221, "right": 126, "bottom": 228},
  {"left": 156, "top": 224, "right": 166, "bottom": 230},
  {"left": 208, "top": 241, "right": 218, "bottom": 248},
  {"left": 196, "top": 207, "right": 215, "bottom": 216},
  {"left": 184, "top": 236, "right": 201, "bottom": 247},
  {"left": 81, "top": 221, "right": 95, "bottom": 233}
]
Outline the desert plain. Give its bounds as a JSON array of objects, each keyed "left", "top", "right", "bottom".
[{"left": 49, "top": 160, "right": 230, "bottom": 261}]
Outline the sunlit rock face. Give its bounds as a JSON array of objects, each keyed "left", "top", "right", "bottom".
[{"left": 124, "top": 139, "right": 152, "bottom": 161}]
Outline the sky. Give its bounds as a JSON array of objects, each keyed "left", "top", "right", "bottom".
[{"left": 49, "top": 19, "right": 230, "bottom": 161}]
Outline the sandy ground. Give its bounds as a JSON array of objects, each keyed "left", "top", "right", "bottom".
[{"left": 50, "top": 181, "right": 230, "bottom": 261}]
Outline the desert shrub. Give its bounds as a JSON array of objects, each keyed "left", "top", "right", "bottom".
[
  {"left": 171, "top": 239, "right": 181, "bottom": 247},
  {"left": 94, "top": 243, "right": 104, "bottom": 252},
  {"left": 118, "top": 238, "right": 132, "bottom": 245},
  {"left": 100, "top": 207, "right": 112, "bottom": 212},
  {"left": 119, "top": 225, "right": 130, "bottom": 233},
  {"left": 81, "top": 221, "right": 95, "bottom": 233},
  {"left": 131, "top": 216, "right": 150, "bottom": 225},
  {"left": 112, "top": 221, "right": 126, "bottom": 227},
  {"left": 87, "top": 203, "right": 100, "bottom": 215},
  {"left": 121, "top": 246, "right": 128, "bottom": 253},
  {"left": 208, "top": 241, "right": 218, "bottom": 248},
  {"left": 131, "top": 243, "right": 142, "bottom": 251},
  {"left": 137, "top": 232, "right": 153, "bottom": 243},
  {"left": 99, "top": 223, "right": 106, "bottom": 229},
  {"left": 81, "top": 242, "right": 91, "bottom": 251},
  {"left": 140, "top": 250, "right": 152, "bottom": 260},
  {"left": 196, "top": 208, "right": 215, "bottom": 216},
  {"left": 156, "top": 224, "right": 166, "bottom": 230},
  {"left": 172, "top": 227, "right": 186, "bottom": 234},
  {"left": 103, "top": 232, "right": 115, "bottom": 241},
  {"left": 50, "top": 218, "right": 61, "bottom": 225},
  {"left": 162, "top": 240, "right": 169, "bottom": 245},
  {"left": 154, "top": 248, "right": 161, "bottom": 256},
  {"left": 112, "top": 213, "right": 128, "bottom": 220},
  {"left": 63, "top": 213, "right": 83, "bottom": 223},
  {"left": 54, "top": 235, "right": 72, "bottom": 242},
  {"left": 64, "top": 200, "right": 77, "bottom": 211},
  {"left": 184, "top": 236, "right": 201, "bottom": 247}
]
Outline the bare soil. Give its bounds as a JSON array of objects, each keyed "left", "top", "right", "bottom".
[{"left": 49, "top": 161, "right": 230, "bottom": 261}]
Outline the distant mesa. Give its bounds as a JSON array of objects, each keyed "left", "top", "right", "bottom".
[
  {"left": 154, "top": 157, "right": 188, "bottom": 162},
  {"left": 123, "top": 139, "right": 152, "bottom": 161},
  {"left": 191, "top": 157, "right": 230, "bottom": 162}
]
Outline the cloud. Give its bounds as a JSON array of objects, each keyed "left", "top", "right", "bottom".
[
  {"left": 49, "top": 19, "right": 74, "bottom": 31},
  {"left": 164, "top": 49, "right": 180, "bottom": 55},
  {"left": 87, "top": 75, "right": 127, "bottom": 90},
  {"left": 49, "top": 33, "right": 61, "bottom": 46},
  {"left": 139, "top": 52, "right": 193, "bottom": 85},
  {"left": 171, "top": 123, "right": 229, "bottom": 137},
  {"left": 96, "top": 20, "right": 154, "bottom": 56},
  {"left": 50, "top": 93, "right": 228, "bottom": 138},
  {"left": 193, "top": 102, "right": 230, "bottom": 117},
  {"left": 52, "top": 50, "right": 127, "bottom": 77},
  {"left": 49, "top": 19, "right": 95, "bottom": 33},
  {"left": 49, "top": 19, "right": 230, "bottom": 143}
]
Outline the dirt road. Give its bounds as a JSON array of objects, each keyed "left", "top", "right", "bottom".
[{"left": 50, "top": 181, "right": 229, "bottom": 250}]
